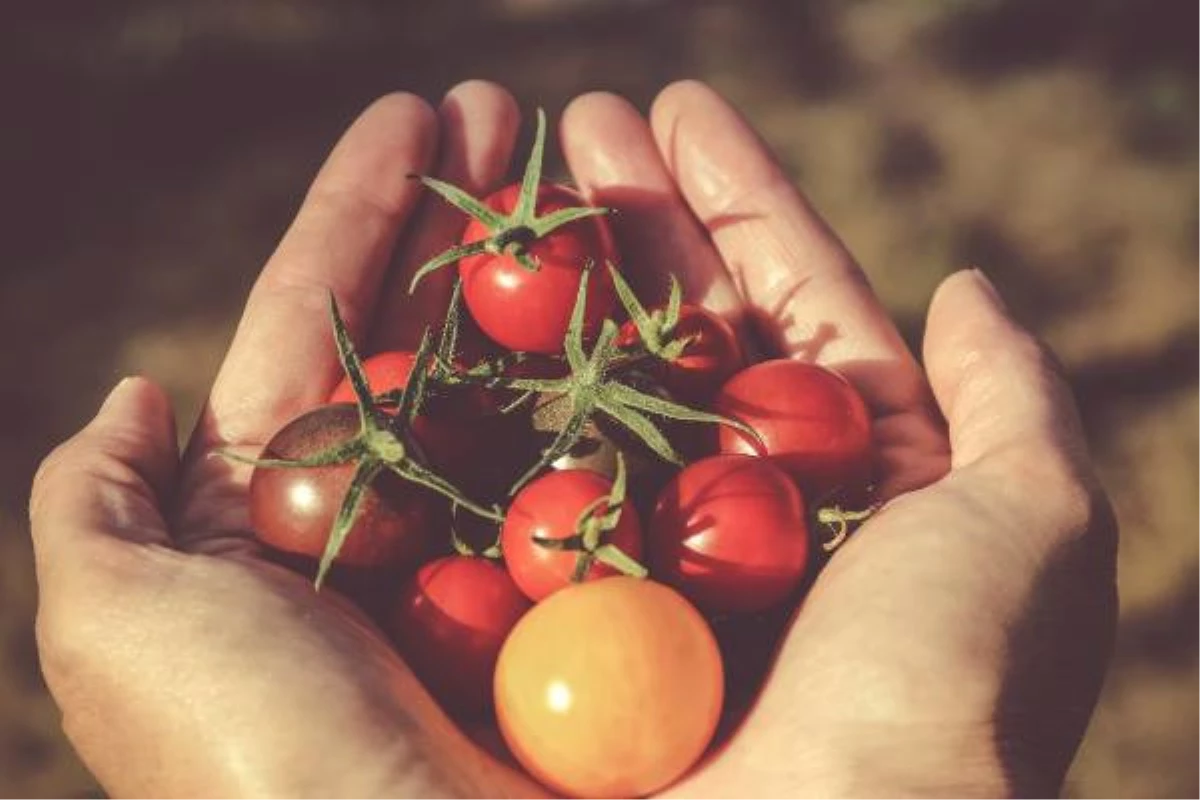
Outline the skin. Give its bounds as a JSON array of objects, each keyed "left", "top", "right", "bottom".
[{"left": 30, "top": 80, "right": 1116, "bottom": 797}]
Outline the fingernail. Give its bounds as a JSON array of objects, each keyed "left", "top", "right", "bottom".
[{"left": 969, "top": 268, "right": 1008, "bottom": 314}]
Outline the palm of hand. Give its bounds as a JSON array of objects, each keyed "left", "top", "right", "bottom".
[{"left": 32, "top": 81, "right": 1115, "bottom": 799}]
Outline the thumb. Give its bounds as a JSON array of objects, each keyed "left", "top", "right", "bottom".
[
  {"left": 922, "top": 270, "right": 1118, "bottom": 792},
  {"left": 30, "top": 376, "right": 179, "bottom": 582},
  {"left": 923, "top": 269, "right": 1092, "bottom": 479}
]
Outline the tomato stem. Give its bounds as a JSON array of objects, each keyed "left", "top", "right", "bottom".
[
  {"left": 817, "top": 505, "right": 878, "bottom": 552},
  {"left": 500, "top": 269, "right": 757, "bottom": 492},
  {"left": 315, "top": 459, "right": 382, "bottom": 589}
]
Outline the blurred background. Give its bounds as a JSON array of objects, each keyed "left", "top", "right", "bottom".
[{"left": 0, "top": 0, "right": 1195, "bottom": 796}]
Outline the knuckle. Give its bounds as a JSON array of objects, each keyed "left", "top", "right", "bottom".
[{"left": 1003, "top": 450, "right": 1116, "bottom": 549}]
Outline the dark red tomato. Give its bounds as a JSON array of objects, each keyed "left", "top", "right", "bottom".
[
  {"left": 648, "top": 454, "right": 809, "bottom": 615},
  {"left": 501, "top": 469, "right": 643, "bottom": 602},
  {"left": 249, "top": 404, "right": 440, "bottom": 569},
  {"left": 713, "top": 360, "right": 873, "bottom": 500},
  {"left": 328, "top": 351, "right": 417, "bottom": 404},
  {"left": 617, "top": 305, "right": 743, "bottom": 403},
  {"left": 459, "top": 184, "right": 619, "bottom": 354},
  {"left": 391, "top": 555, "right": 532, "bottom": 718}
]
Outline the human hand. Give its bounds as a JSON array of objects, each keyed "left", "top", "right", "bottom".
[
  {"left": 30, "top": 81, "right": 546, "bottom": 798},
  {"left": 556, "top": 82, "right": 1117, "bottom": 797},
  {"left": 31, "top": 78, "right": 1118, "bottom": 799}
]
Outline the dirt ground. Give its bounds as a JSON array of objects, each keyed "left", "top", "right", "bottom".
[{"left": 0, "top": 1, "right": 1195, "bottom": 796}]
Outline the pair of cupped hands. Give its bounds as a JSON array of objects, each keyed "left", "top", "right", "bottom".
[{"left": 30, "top": 80, "right": 1116, "bottom": 798}]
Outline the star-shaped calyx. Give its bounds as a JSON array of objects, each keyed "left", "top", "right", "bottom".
[
  {"left": 467, "top": 267, "right": 761, "bottom": 495},
  {"left": 608, "top": 263, "right": 694, "bottom": 364},
  {"left": 406, "top": 107, "right": 612, "bottom": 292},
  {"left": 530, "top": 453, "right": 647, "bottom": 580}
]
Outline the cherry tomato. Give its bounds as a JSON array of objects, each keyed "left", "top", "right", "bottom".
[
  {"left": 648, "top": 454, "right": 809, "bottom": 615},
  {"left": 328, "top": 351, "right": 417, "bottom": 404},
  {"left": 617, "top": 304, "right": 743, "bottom": 403},
  {"left": 494, "top": 577, "right": 723, "bottom": 798},
  {"left": 249, "top": 404, "right": 440, "bottom": 570},
  {"left": 713, "top": 359, "right": 873, "bottom": 499},
  {"left": 501, "top": 468, "right": 643, "bottom": 602},
  {"left": 460, "top": 183, "right": 619, "bottom": 354},
  {"left": 390, "top": 555, "right": 531, "bottom": 718}
]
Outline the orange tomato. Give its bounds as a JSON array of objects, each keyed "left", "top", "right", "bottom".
[{"left": 494, "top": 577, "right": 723, "bottom": 798}]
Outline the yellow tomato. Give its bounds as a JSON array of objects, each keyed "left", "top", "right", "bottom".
[{"left": 494, "top": 577, "right": 723, "bottom": 798}]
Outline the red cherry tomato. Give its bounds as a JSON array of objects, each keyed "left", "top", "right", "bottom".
[
  {"left": 328, "top": 351, "right": 417, "bottom": 404},
  {"left": 648, "top": 454, "right": 809, "bottom": 615},
  {"left": 494, "top": 577, "right": 723, "bottom": 798},
  {"left": 501, "top": 469, "right": 643, "bottom": 602},
  {"left": 460, "top": 184, "right": 619, "bottom": 354},
  {"left": 713, "top": 359, "right": 873, "bottom": 499},
  {"left": 617, "top": 305, "right": 743, "bottom": 403},
  {"left": 390, "top": 555, "right": 531, "bottom": 718},
  {"left": 249, "top": 404, "right": 440, "bottom": 570}
]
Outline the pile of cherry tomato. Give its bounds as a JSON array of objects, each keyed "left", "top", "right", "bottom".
[{"left": 238, "top": 110, "right": 875, "bottom": 798}]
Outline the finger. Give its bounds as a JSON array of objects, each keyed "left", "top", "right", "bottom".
[
  {"left": 196, "top": 93, "right": 438, "bottom": 450},
  {"left": 924, "top": 270, "right": 1117, "bottom": 771},
  {"left": 559, "top": 91, "right": 742, "bottom": 317},
  {"left": 30, "top": 377, "right": 179, "bottom": 586},
  {"left": 649, "top": 81, "right": 927, "bottom": 415},
  {"left": 371, "top": 80, "right": 521, "bottom": 351},
  {"left": 924, "top": 269, "right": 1095, "bottom": 479}
]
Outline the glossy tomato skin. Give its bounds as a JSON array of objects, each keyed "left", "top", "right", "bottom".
[
  {"left": 713, "top": 359, "right": 873, "bottom": 500},
  {"left": 328, "top": 351, "right": 417, "bottom": 404},
  {"left": 494, "top": 577, "right": 723, "bottom": 799},
  {"left": 249, "top": 404, "right": 440, "bottom": 570},
  {"left": 460, "top": 183, "right": 619, "bottom": 354},
  {"left": 501, "top": 469, "right": 643, "bottom": 602},
  {"left": 617, "top": 305, "right": 743, "bottom": 403},
  {"left": 390, "top": 556, "right": 531, "bottom": 718},
  {"left": 648, "top": 454, "right": 809, "bottom": 615}
]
